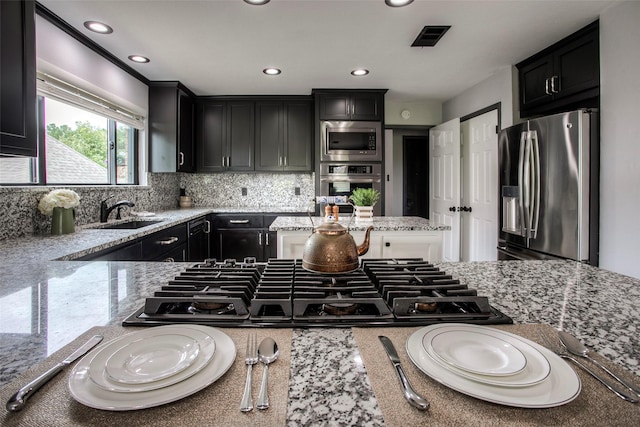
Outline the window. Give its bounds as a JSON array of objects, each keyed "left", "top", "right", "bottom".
[{"left": 0, "top": 73, "right": 142, "bottom": 185}]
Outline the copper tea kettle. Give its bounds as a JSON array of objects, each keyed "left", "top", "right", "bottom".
[{"left": 302, "top": 215, "right": 373, "bottom": 274}]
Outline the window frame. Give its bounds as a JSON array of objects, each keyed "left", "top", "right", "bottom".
[{"left": 0, "top": 95, "right": 139, "bottom": 186}]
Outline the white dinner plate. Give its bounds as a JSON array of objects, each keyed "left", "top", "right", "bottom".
[
  {"left": 105, "top": 334, "right": 201, "bottom": 384},
  {"left": 88, "top": 327, "right": 216, "bottom": 393},
  {"left": 422, "top": 326, "right": 551, "bottom": 387},
  {"left": 69, "top": 325, "right": 235, "bottom": 410},
  {"left": 407, "top": 324, "right": 581, "bottom": 408},
  {"left": 429, "top": 329, "right": 526, "bottom": 376}
]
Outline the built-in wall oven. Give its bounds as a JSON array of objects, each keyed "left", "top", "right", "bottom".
[{"left": 319, "top": 163, "right": 383, "bottom": 216}]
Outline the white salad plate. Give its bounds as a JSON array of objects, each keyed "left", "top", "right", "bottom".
[
  {"left": 88, "top": 327, "right": 216, "bottom": 393},
  {"left": 422, "top": 327, "right": 551, "bottom": 387},
  {"left": 69, "top": 325, "right": 234, "bottom": 410},
  {"left": 105, "top": 333, "right": 201, "bottom": 384},
  {"left": 407, "top": 324, "right": 581, "bottom": 408},
  {"left": 429, "top": 329, "right": 526, "bottom": 376}
]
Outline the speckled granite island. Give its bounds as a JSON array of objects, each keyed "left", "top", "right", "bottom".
[
  {"left": 1, "top": 211, "right": 640, "bottom": 425},
  {"left": 271, "top": 216, "right": 450, "bottom": 261}
]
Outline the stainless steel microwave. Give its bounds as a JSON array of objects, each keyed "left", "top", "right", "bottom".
[{"left": 320, "top": 121, "right": 382, "bottom": 162}]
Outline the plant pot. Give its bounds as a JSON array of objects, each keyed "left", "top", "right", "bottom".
[
  {"left": 51, "top": 207, "right": 75, "bottom": 235},
  {"left": 354, "top": 206, "right": 374, "bottom": 222}
]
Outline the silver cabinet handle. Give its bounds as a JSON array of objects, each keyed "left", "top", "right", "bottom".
[
  {"left": 258, "top": 232, "right": 263, "bottom": 246},
  {"left": 545, "top": 78, "right": 551, "bottom": 95},
  {"left": 265, "top": 232, "right": 270, "bottom": 246},
  {"left": 551, "top": 75, "right": 559, "bottom": 93},
  {"left": 157, "top": 237, "right": 179, "bottom": 245},
  {"left": 204, "top": 220, "right": 211, "bottom": 234},
  {"left": 164, "top": 257, "right": 175, "bottom": 262},
  {"left": 283, "top": 156, "right": 287, "bottom": 167},
  {"left": 178, "top": 152, "right": 184, "bottom": 166},
  {"left": 229, "top": 219, "right": 250, "bottom": 224}
]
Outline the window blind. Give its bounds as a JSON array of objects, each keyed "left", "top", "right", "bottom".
[{"left": 36, "top": 72, "right": 145, "bottom": 129}]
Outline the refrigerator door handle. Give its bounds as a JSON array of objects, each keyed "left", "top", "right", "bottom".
[
  {"left": 521, "top": 131, "right": 533, "bottom": 237},
  {"left": 517, "top": 131, "right": 527, "bottom": 237},
  {"left": 529, "top": 130, "right": 541, "bottom": 238}
]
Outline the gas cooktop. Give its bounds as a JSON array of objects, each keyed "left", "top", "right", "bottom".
[{"left": 123, "top": 258, "right": 512, "bottom": 327}]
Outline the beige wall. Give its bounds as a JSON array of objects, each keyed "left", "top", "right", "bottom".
[
  {"left": 385, "top": 100, "right": 442, "bottom": 126},
  {"left": 442, "top": 66, "right": 517, "bottom": 128},
  {"left": 599, "top": 1, "right": 640, "bottom": 279}
]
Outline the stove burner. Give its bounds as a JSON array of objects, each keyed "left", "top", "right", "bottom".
[
  {"left": 414, "top": 302, "right": 437, "bottom": 312},
  {"left": 187, "top": 302, "right": 235, "bottom": 314},
  {"left": 123, "top": 258, "right": 512, "bottom": 327},
  {"left": 321, "top": 292, "right": 359, "bottom": 315}
]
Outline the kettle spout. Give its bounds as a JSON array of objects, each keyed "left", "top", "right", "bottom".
[{"left": 356, "top": 225, "right": 374, "bottom": 256}]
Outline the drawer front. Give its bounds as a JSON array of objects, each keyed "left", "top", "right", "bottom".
[
  {"left": 142, "top": 223, "right": 188, "bottom": 258},
  {"left": 212, "top": 214, "right": 263, "bottom": 228}
]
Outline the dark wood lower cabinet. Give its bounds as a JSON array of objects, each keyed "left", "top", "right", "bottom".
[{"left": 78, "top": 223, "right": 187, "bottom": 261}]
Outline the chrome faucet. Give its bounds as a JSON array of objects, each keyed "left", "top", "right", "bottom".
[{"left": 100, "top": 196, "right": 135, "bottom": 222}]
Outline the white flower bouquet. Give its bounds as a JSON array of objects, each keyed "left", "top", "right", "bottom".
[{"left": 38, "top": 189, "right": 81, "bottom": 216}]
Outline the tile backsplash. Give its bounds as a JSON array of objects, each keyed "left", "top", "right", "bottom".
[
  {"left": 179, "top": 172, "right": 314, "bottom": 210},
  {"left": 0, "top": 172, "right": 315, "bottom": 240}
]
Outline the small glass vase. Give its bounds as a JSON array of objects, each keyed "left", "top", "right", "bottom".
[{"left": 51, "top": 207, "right": 75, "bottom": 235}]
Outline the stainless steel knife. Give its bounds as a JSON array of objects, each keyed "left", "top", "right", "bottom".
[
  {"left": 6, "top": 334, "right": 103, "bottom": 412},
  {"left": 378, "top": 335, "right": 429, "bottom": 410}
]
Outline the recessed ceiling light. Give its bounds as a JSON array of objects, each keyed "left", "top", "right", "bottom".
[
  {"left": 263, "top": 68, "right": 281, "bottom": 75},
  {"left": 128, "top": 55, "right": 150, "bottom": 63},
  {"left": 83, "top": 21, "right": 113, "bottom": 34},
  {"left": 385, "top": 0, "right": 414, "bottom": 7},
  {"left": 351, "top": 69, "right": 369, "bottom": 77},
  {"left": 244, "top": 0, "right": 270, "bottom": 5}
]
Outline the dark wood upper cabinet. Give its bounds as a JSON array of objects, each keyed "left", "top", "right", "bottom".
[
  {"left": 149, "top": 82, "right": 195, "bottom": 172},
  {"left": 1, "top": 0, "right": 37, "bottom": 157},
  {"left": 316, "top": 90, "right": 385, "bottom": 121},
  {"left": 517, "top": 21, "right": 599, "bottom": 118},
  {"left": 196, "top": 100, "right": 254, "bottom": 172},
  {"left": 255, "top": 98, "right": 312, "bottom": 172}
]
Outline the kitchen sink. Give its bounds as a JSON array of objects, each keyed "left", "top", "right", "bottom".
[{"left": 96, "top": 220, "right": 163, "bottom": 230}]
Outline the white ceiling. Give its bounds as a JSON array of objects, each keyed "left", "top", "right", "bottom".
[{"left": 38, "top": 0, "right": 618, "bottom": 102}]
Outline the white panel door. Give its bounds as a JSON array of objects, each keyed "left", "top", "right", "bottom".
[
  {"left": 460, "top": 110, "right": 498, "bottom": 261},
  {"left": 429, "top": 118, "right": 460, "bottom": 262}
]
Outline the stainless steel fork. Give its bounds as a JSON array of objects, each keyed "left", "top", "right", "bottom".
[
  {"left": 537, "top": 329, "right": 638, "bottom": 403},
  {"left": 240, "top": 333, "right": 258, "bottom": 412}
]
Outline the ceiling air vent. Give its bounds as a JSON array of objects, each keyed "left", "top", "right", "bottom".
[{"left": 411, "top": 26, "right": 451, "bottom": 47}]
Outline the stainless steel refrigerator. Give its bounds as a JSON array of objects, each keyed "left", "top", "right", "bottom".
[{"left": 497, "top": 110, "right": 599, "bottom": 265}]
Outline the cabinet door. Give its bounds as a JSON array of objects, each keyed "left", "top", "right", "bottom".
[
  {"left": 350, "top": 93, "right": 381, "bottom": 120},
  {"left": 553, "top": 31, "right": 599, "bottom": 101},
  {"left": 216, "top": 229, "right": 263, "bottom": 261},
  {"left": 227, "top": 101, "right": 254, "bottom": 170},
  {"left": 154, "top": 243, "right": 187, "bottom": 262},
  {"left": 197, "top": 101, "right": 226, "bottom": 172},
  {"left": 0, "top": 0, "right": 37, "bottom": 157},
  {"left": 519, "top": 55, "right": 555, "bottom": 112},
  {"left": 255, "top": 101, "right": 283, "bottom": 171},
  {"left": 283, "top": 101, "right": 312, "bottom": 171},
  {"left": 380, "top": 232, "right": 443, "bottom": 262},
  {"left": 177, "top": 89, "right": 195, "bottom": 172},
  {"left": 318, "top": 94, "right": 351, "bottom": 120}
]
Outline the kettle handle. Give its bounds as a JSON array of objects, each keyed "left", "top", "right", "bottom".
[{"left": 307, "top": 200, "right": 316, "bottom": 229}]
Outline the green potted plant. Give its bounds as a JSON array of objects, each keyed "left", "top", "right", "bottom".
[{"left": 350, "top": 188, "right": 380, "bottom": 221}]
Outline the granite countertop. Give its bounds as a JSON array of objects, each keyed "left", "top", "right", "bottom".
[
  {"left": 270, "top": 215, "right": 451, "bottom": 231},
  {"left": 1, "top": 211, "right": 639, "bottom": 425}
]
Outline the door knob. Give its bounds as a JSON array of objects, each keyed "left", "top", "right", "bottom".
[{"left": 449, "top": 206, "right": 456, "bottom": 212}]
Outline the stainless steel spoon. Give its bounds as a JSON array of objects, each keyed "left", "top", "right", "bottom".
[
  {"left": 559, "top": 330, "right": 640, "bottom": 398},
  {"left": 256, "top": 337, "right": 279, "bottom": 410}
]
